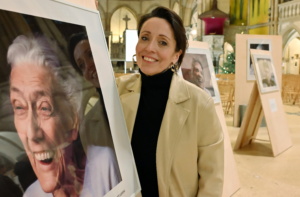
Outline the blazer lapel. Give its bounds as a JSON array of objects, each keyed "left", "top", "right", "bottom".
[
  {"left": 119, "top": 76, "right": 141, "bottom": 139},
  {"left": 156, "top": 74, "right": 190, "bottom": 194}
]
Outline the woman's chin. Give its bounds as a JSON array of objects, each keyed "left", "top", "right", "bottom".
[{"left": 40, "top": 181, "right": 57, "bottom": 194}]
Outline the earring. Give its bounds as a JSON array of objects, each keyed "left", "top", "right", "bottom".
[
  {"left": 132, "top": 54, "right": 137, "bottom": 65},
  {"left": 170, "top": 62, "right": 179, "bottom": 73}
]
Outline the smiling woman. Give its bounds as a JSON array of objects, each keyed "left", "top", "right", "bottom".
[
  {"left": 116, "top": 6, "right": 224, "bottom": 197},
  {"left": 8, "top": 35, "right": 85, "bottom": 196},
  {"left": 7, "top": 35, "right": 121, "bottom": 197}
]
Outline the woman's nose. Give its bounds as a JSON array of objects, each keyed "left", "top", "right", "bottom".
[
  {"left": 145, "top": 40, "right": 156, "bottom": 52},
  {"left": 27, "top": 113, "right": 44, "bottom": 143}
]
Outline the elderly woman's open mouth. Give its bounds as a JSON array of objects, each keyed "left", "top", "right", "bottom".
[{"left": 33, "top": 150, "right": 55, "bottom": 164}]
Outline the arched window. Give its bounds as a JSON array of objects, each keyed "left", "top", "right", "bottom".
[{"left": 110, "top": 7, "right": 137, "bottom": 43}]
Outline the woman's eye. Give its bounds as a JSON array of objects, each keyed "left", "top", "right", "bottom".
[
  {"left": 141, "top": 36, "right": 148, "bottom": 41},
  {"left": 159, "top": 41, "right": 167, "bottom": 46},
  {"left": 39, "top": 102, "right": 53, "bottom": 117},
  {"left": 76, "top": 60, "right": 85, "bottom": 71},
  {"left": 14, "top": 106, "right": 25, "bottom": 115},
  {"left": 79, "top": 63, "right": 85, "bottom": 69},
  {"left": 13, "top": 101, "right": 26, "bottom": 116}
]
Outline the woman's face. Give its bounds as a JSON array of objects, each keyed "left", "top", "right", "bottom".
[
  {"left": 73, "top": 40, "right": 100, "bottom": 88},
  {"left": 10, "top": 63, "right": 77, "bottom": 193},
  {"left": 136, "top": 17, "right": 182, "bottom": 76},
  {"left": 263, "top": 60, "right": 271, "bottom": 80},
  {"left": 192, "top": 62, "right": 204, "bottom": 88}
]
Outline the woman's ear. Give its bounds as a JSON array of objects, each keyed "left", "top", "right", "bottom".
[{"left": 173, "top": 49, "right": 182, "bottom": 64}]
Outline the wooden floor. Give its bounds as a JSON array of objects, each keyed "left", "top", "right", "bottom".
[{"left": 227, "top": 104, "right": 300, "bottom": 197}]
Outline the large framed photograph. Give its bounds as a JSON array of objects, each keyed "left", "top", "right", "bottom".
[
  {"left": 180, "top": 47, "right": 221, "bottom": 103},
  {"left": 0, "top": 0, "right": 140, "bottom": 196},
  {"left": 247, "top": 39, "right": 272, "bottom": 81},
  {"left": 250, "top": 49, "right": 279, "bottom": 93}
]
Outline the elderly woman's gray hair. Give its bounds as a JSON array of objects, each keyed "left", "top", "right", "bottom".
[{"left": 7, "top": 35, "right": 82, "bottom": 118}]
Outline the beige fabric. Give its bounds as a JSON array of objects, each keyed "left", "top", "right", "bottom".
[{"left": 116, "top": 73, "right": 224, "bottom": 197}]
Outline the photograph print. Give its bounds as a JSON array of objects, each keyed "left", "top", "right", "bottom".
[
  {"left": 180, "top": 47, "right": 221, "bottom": 103},
  {"left": 247, "top": 38, "right": 272, "bottom": 81},
  {"left": 0, "top": 0, "right": 140, "bottom": 197},
  {"left": 250, "top": 49, "right": 279, "bottom": 93}
]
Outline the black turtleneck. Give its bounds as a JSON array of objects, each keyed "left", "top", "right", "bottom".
[{"left": 131, "top": 68, "right": 173, "bottom": 197}]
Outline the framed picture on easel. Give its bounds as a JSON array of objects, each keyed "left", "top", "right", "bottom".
[
  {"left": 247, "top": 39, "right": 272, "bottom": 81},
  {"left": 180, "top": 47, "right": 221, "bottom": 103},
  {"left": 250, "top": 49, "right": 279, "bottom": 93}
]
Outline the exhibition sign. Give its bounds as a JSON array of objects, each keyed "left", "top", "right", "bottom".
[
  {"left": 0, "top": 0, "right": 140, "bottom": 196},
  {"left": 234, "top": 34, "right": 282, "bottom": 127},
  {"left": 235, "top": 49, "right": 292, "bottom": 157}
]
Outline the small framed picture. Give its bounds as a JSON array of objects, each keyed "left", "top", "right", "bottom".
[
  {"left": 180, "top": 47, "right": 221, "bottom": 103},
  {"left": 250, "top": 49, "right": 279, "bottom": 93},
  {"left": 247, "top": 39, "right": 272, "bottom": 81}
]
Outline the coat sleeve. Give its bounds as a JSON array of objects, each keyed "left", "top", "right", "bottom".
[
  {"left": 197, "top": 97, "right": 224, "bottom": 197},
  {"left": 81, "top": 146, "right": 122, "bottom": 196}
]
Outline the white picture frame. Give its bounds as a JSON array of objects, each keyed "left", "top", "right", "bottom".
[
  {"left": 247, "top": 38, "right": 272, "bottom": 81},
  {"left": 180, "top": 47, "right": 221, "bottom": 104},
  {"left": 0, "top": 0, "right": 140, "bottom": 196},
  {"left": 250, "top": 49, "right": 279, "bottom": 93}
]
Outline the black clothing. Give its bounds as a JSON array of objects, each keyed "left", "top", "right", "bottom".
[{"left": 131, "top": 69, "right": 173, "bottom": 197}]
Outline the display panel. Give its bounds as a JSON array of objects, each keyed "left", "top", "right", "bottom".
[
  {"left": 180, "top": 47, "right": 221, "bottom": 103},
  {"left": 0, "top": 0, "right": 140, "bottom": 196}
]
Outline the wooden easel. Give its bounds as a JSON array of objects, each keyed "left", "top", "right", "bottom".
[
  {"left": 234, "top": 82, "right": 293, "bottom": 156},
  {"left": 233, "top": 34, "right": 282, "bottom": 127}
]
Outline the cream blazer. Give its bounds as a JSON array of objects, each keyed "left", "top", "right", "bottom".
[{"left": 116, "top": 73, "right": 224, "bottom": 197}]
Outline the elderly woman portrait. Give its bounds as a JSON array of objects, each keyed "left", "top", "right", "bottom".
[
  {"left": 257, "top": 58, "right": 276, "bottom": 87},
  {"left": 8, "top": 35, "right": 121, "bottom": 197}
]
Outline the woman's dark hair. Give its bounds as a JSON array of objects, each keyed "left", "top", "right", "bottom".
[
  {"left": 137, "top": 6, "right": 188, "bottom": 66},
  {"left": 67, "top": 32, "right": 88, "bottom": 75}
]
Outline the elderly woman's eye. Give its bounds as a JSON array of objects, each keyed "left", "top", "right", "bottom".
[
  {"left": 39, "top": 102, "right": 53, "bottom": 116},
  {"left": 12, "top": 100, "right": 26, "bottom": 116}
]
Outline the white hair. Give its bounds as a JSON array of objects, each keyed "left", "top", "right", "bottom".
[{"left": 7, "top": 35, "right": 82, "bottom": 118}]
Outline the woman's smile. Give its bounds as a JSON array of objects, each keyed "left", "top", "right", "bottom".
[{"left": 33, "top": 150, "right": 55, "bottom": 164}]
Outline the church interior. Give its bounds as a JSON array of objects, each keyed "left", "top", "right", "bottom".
[{"left": 0, "top": 0, "right": 300, "bottom": 196}]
